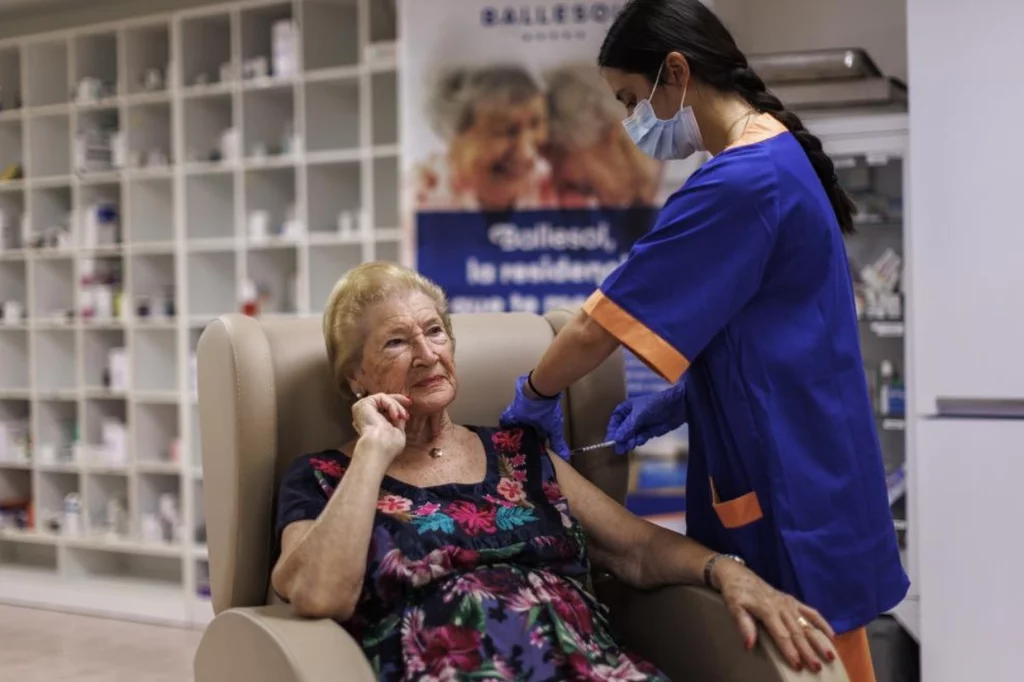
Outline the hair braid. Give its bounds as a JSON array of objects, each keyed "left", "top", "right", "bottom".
[{"left": 731, "top": 66, "right": 857, "bottom": 234}]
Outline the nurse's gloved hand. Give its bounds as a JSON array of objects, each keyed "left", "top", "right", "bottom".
[
  {"left": 499, "top": 374, "right": 570, "bottom": 460},
  {"left": 606, "top": 379, "right": 687, "bottom": 454}
]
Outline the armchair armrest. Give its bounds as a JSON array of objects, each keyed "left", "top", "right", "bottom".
[
  {"left": 194, "top": 604, "right": 375, "bottom": 682},
  {"left": 596, "top": 579, "right": 850, "bottom": 682}
]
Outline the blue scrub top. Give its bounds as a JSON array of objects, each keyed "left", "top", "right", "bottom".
[{"left": 583, "top": 114, "right": 909, "bottom": 634}]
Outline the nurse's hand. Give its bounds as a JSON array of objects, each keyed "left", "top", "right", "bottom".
[
  {"left": 714, "top": 558, "right": 836, "bottom": 672},
  {"left": 606, "top": 380, "right": 687, "bottom": 454},
  {"left": 499, "top": 373, "right": 570, "bottom": 459}
]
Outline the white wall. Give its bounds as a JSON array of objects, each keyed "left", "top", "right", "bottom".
[{"left": 716, "top": 0, "right": 907, "bottom": 82}]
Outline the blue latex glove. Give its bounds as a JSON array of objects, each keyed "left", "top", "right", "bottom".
[
  {"left": 606, "top": 379, "right": 688, "bottom": 454},
  {"left": 499, "top": 374, "right": 570, "bottom": 460}
]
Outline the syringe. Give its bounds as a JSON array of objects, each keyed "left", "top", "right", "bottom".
[{"left": 570, "top": 440, "right": 616, "bottom": 456}]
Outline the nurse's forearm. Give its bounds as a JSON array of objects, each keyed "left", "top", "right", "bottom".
[{"left": 529, "top": 309, "right": 620, "bottom": 397}]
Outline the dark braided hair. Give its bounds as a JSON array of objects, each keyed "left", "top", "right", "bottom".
[{"left": 598, "top": 0, "right": 857, "bottom": 235}]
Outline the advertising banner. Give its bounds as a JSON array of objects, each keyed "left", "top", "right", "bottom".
[{"left": 399, "top": 1, "right": 693, "bottom": 526}]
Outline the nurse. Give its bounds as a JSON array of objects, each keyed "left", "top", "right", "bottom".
[{"left": 499, "top": 1, "right": 909, "bottom": 681}]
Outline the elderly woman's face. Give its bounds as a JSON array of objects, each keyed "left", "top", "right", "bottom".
[
  {"left": 450, "top": 94, "right": 549, "bottom": 209},
  {"left": 549, "top": 125, "right": 656, "bottom": 208},
  {"left": 350, "top": 290, "right": 456, "bottom": 413}
]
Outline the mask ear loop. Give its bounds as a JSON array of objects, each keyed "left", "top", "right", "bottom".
[{"left": 651, "top": 59, "right": 689, "bottom": 112}]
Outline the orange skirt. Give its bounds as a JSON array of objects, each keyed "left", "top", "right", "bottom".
[{"left": 833, "top": 627, "right": 876, "bottom": 682}]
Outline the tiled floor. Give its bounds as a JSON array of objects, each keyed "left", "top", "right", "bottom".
[{"left": 0, "top": 605, "right": 202, "bottom": 681}]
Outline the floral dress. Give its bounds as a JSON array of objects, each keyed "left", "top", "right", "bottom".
[{"left": 275, "top": 426, "right": 669, "bottom": 682}]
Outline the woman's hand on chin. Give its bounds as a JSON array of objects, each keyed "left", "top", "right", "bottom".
[
  {"left": 351, "top": 393, "right": 411, "bottom": 462},
  {"left": 713, "top": 558, "right": 836, "bottom": 672}
]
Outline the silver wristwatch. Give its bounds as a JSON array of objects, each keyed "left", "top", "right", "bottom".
[{"left": 703, "top": 553, "right": 746, "bottom": 590}]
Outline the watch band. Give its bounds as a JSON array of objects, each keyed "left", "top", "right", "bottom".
[{"left": 703, "top": 553, "right": 745, "bottom": 590}]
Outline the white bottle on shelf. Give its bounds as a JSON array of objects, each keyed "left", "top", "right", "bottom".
[{"left": 878, "top": 360, "right": 894, "bottom": 416}]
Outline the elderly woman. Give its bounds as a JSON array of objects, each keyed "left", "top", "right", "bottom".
[
  {"left": 543, "top": 64, "right": 662, "bottom": 209},
  {"left": 272, "top": 262, "right": 837, "bottom": 681},
  {"left": 409, "top": 64, "right": 557, "bottom": 211}
]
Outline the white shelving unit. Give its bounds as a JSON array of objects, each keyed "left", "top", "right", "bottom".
[{"left": 0, "top": 0, "right": 400, "bottom": 628}]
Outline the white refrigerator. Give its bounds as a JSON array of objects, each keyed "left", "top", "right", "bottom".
[{"left": 908, "top": 0, "right": 1024, "bottom": 680}]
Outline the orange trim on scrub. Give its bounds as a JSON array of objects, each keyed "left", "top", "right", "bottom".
[
  {"left": 582, "top": 290, "right": 689, "bottom": 383},
  {"left": 833, "top": 627, "right": 877, "bottom": 682},
  {"left": 725, "top": 112, "right": 789, "bottom": 150},
  {"left": 709, "top": 477, "right": 764, "bottom": 528}
]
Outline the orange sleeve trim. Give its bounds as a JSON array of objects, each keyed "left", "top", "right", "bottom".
[
  {"left": 710, "top": 477, "right": 764, "bottom": 529},
  {"left": 582, "top": 290, "right": 689, "bottom": 383}
]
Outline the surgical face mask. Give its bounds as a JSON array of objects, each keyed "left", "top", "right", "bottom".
[{"left": 622, "top": 63, "right": 704, "bottom": 160}]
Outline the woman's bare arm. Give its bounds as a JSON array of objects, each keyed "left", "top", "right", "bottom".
[
  {"left": 271, "top": 439, "right": 389, "bottom": 620},
  {"left": 547, "top": 453, "right": 717, "bottom": 589}
]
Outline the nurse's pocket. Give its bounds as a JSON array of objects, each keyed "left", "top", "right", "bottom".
[{"left": 710, "top": 477, "right": 764, "bottom": 529}]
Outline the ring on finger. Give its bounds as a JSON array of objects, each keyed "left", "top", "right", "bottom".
[{"left": 796, "top": 616, "right": 811, "bottom": 629}]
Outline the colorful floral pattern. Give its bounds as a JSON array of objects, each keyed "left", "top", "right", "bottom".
[{"left": 277, "top": 427, "right": 667, "bottom": 682}]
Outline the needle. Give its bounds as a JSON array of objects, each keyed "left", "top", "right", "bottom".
[{"left": 570, "top": 440, "right": 616, "bottom": 456}]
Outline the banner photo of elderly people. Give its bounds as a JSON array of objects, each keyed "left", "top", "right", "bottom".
[{"left": 400, "top": 0, "right": 696, "bottom": 528}]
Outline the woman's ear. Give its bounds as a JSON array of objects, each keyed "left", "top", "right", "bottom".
[{"left": 664, "top": 51, "right": 691, "bottom": 88}]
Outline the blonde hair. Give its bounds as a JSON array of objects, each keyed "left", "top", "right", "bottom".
[{"left": 323, "top": 261, "right": 453, "bottom": 399}]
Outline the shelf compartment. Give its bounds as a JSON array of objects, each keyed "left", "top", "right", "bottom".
[
  {"left": 302, "top": 0, "right": 359, "bottom": 72},
  {"left": 35, "top": 400, "right": 77, "bottom": 467},
  {"left": 241, "top": 85, "right": 296, "bottom": 159},
  {"left": 181, "top": 12, "right": 235, "bottom": 90},
  {"left": 136, "top": 472, "right": 182, "bottom": 544},
  {"left": 128, "top": 253, "right": 176, "bottom": 322},
  {"left": 83, "top": 472, "right": 129, "bottom": 538},
  {"left": 0, "top": 329, "right": 28, "bottom": 391},
  {"left": 376, "top": 239, "right": 400, "bottom": 264},
  {"left": 27, "top": 114, "right": 71, "bottom": 178},
  {"left": 0, "top": 191, "right": 25, "bottom": 252},
  {"left": 246, "top": 245, "right": 298, "bottom": 315},
  {"left": 307, "top": 160, "right": 361, "bottom": 234},
  {"left": 372, "top": 155, "right": 399, "bottom": 228},
  {"left": 29, "top": 256, "right": 74, "bottom": 320},
  {"left": 77, "top": 182, "right": 122, "bottom": 250},
  {"left": 0, "top": 398, "right": 30, "bottom": 465},
  {"left": 82, "top": 397, "right": 126, "bottom": 464},
  {"left": 186, "top": 172, "right": 236, "bottom": 241},
  {"left": 305, "top": 76, "right": 360, "bottom": 153},
  {"left": 0, "top": 47, "right": 22, "bottom": 113},
  {"left": 240, "top": 2, "right": 296, "bottom": 80},
  {"left": 193, "top": 477, "right": 205, "bottom": 546},
  {"left": 368, "top": 0, "right": 398, "bottom": 44},
  {"left": 134, "top": 402, "right": 179, "bottom": 466},
  {"left": 132, "top": 327, "right": 177, "bottom": 394},
  {"left": 24, "top": 40, "right": 69, "bottom": 108},
  {"left": 74, "top": 106, "right": 119, "bottom": 174},
  {"left": 34, "top": 329, "right": 77, "bottom": 393},
  {"left": 124, "top": 22, "right": 170, "bottom": 96},
  {"left": 370, "top": 70, "right": 398, "bottom": 147},
  {"left": 82, "top": 328, "right": 126, "bottom": 392},
  {"left": 0, "top": 541, "right": 57, "bottom": 572},
  {"left": 243, "top": 166, "right": 296, "bottom": 240},
  {"left": 0, "top": 119, "right": 24, "bottom": 176},
  {"left": 187, "top": 250, "right": 237, "bottom": 316},
  {"left": 127, "top": 177, "right": 173, "bottom": 244},
  {"left": 183, "top": 92, "right": 235, "bottom": 165},
  {"left": 36, "top": 470, "right": 79, "bottom": 533},
  {"left": 27, "top": 184, "right": 72, "bottom": 249},
  {"left": 125, "top": 101, "right": 172, "bottom": 169},
  {"left": 0, "top": 259, "right": 27, "bottom": 324},
  {"left": 309, "top": 243, "right": 361, "bottom": 309},
  {"left": 62, "top": 547, "right": 182, "bottom": 587},
  {"left": 72, "top": 31, "right": 119, "bottom": 102},
  {"left": 0, "top": 466, "right": 31, "bottom": 511}
]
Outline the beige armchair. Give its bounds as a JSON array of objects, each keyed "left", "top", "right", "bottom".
[{"left": 193, "top": 310, "right": 848, "bottom": 682}]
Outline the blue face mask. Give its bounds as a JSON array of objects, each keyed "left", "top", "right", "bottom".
[{"left": 622, "top": 63, "right": 705, "bottom": 161}]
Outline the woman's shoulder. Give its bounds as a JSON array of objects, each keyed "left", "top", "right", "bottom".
[
  {"left": 281, "top": 450, "right": 351, "bottom": 486},
  {"left": 465, "top": 424, "right": 549, "bottom": 456}
]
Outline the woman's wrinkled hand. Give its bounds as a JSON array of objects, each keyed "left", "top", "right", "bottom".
[
  {"left": 714, "top": 559, "right": 837, "bottom": 672},
  {"left": 351, "top": 393, "right": 411, "bottom": 461}
]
